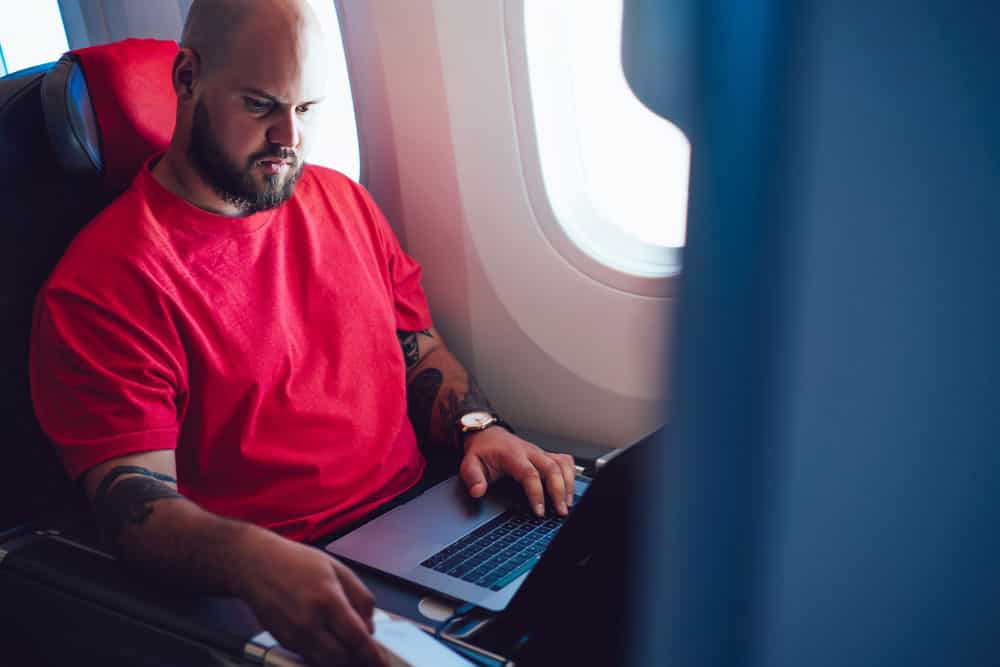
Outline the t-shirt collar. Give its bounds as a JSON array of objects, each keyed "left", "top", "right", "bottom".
[{"left": 136, "top": 153, "right": 281, "bottom": 234}]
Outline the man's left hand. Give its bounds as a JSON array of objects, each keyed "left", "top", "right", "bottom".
[{"left": 459, "top": 427, "right": 577, "bottom": 517}]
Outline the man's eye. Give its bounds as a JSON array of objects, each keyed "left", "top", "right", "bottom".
[
  {"left": 243, "top": 97, "right": 271, "bottom": 113},
  {"left": 295, "top": 104, "right": 312, "bottom": 114}
]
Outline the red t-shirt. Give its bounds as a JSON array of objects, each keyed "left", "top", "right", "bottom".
[{"left": 30, "top": 158, "right": 432, "bottom": 542}]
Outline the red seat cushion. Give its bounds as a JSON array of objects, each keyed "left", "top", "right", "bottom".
[{"left": 71, "top": 39, "right": 179, "bottom": 191}]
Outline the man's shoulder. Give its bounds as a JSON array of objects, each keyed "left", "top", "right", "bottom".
[
  {"left": 48, "top": 183, "right": 170, "bottom": 289},
  {"left": 296, "top": 164, "right": 386, "bottom": 228},
  {"left": 85, "top": 181, "right": 163, "bottom": 245}
]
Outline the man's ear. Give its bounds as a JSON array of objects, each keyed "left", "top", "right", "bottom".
[{"left": 172, "top": 48, "right": 201, "bottom": 101}]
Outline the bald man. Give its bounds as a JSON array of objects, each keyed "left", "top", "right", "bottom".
[{"left": 29, "top": 1, "right": 577, "bottom": 665}]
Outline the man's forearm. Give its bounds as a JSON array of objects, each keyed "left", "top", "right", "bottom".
[
  {"left": 104, "top": 485, "right": 272, "bottom": 598},
  {"left": 401, "top": 328, "right": 577, "bottom": 517},
  {"left": 406, "top": 346, "right": 495, "bottom": 453},
  {"left": 90, "top": 470, "right": 387, "bottom": 666}
]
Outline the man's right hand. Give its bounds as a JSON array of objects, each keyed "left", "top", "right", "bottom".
[
  {"left": 233, "top": 530, "right": 390, "bottom": 667},
  {"left": 83, "top": 452, "right": 389, "bottom": 667}
]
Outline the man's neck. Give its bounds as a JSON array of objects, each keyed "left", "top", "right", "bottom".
[{"left": 151, "top": 145, "right": 245, "bottom": 217}]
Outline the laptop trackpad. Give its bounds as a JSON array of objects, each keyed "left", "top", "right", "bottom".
[{"left": 325, "top": 477, "right": 510, "bottom": 571}]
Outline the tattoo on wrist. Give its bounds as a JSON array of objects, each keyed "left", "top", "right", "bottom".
[
  {"left": 407, "top": 368, "right": 443, "bottom": 451},
  {"left": 439, "top": 376, "right": 494, "bottom": 452},
  {"left": 397, "top": 329, "right": 434, "bottom": 369},
  {"left": 94, "top": 469, "right": 182, "bottom": 553}
]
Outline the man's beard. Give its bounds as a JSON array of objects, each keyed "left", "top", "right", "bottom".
[{"left": 188, "top": 100, "right": 304, "bottom": 214}]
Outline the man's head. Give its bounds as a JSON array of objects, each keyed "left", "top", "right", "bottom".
[{"left": 165, "top": 0, "right": 327, "bottom": 215}]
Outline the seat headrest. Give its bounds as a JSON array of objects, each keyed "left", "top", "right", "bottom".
[{"left": 42, "top": 38, "right": 179, "bottom": 192}]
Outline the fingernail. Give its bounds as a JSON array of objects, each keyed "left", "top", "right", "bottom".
[
  {"left": 535, "top": 503, "right": 544, "bottom": 516},
  {"left": 567, "top": 494, "right": 574, "bottom": 507}
]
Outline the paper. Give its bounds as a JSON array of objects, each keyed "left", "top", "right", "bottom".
[{"left": 373, "top": 609, "right": 474, "bottom": 667}]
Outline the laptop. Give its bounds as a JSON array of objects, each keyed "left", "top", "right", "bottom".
[{"left": 325, "top": 429, "right": 656, "bottom": 613}]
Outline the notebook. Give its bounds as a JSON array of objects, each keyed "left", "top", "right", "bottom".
[{"left": 325, "top": 431, "right": 652, "bottom": 613}]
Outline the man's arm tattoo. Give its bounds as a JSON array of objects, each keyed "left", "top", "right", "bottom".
[
  {"left": 407, "top": 368, "right": 443, "bottom": 452},
  {"left": 94, "top": 467, "right": 182, "bottom": 553},
  {"left": 95, "top": 465, "right": 176, "bottom": 500},
  {"left": 397, "top": 329, "right": 435, "bottom": 370}
]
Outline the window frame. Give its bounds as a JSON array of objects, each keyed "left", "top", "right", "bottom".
[{"left": 503, "top": 0, "right": 685, "bottom": 298}]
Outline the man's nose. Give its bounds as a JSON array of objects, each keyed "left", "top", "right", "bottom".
[{"left": 266, "top": 108, "right": 301, "bottom": 148}]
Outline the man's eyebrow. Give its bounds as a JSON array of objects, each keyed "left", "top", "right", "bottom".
[{"left": 239, "top": 87, "right": 325, "bottom": 106}]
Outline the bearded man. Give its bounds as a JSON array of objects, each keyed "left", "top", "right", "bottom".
[{"left": 30, "top": 1, "right": 576, "bottom": 664}]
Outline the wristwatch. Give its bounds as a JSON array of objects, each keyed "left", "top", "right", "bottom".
[{"left": 456, "top": 410, "right": 515, "bottom": 440}]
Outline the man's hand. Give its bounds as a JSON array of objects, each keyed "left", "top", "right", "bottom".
[
  {"left": 397, "top": 327, "right": 577, "bottom": 516},
  {"left": 233, "top": 530, "right": 390, "bottom": 667},
  {"left": 460, "top": 427, "right": 577, "bottom": 517}
]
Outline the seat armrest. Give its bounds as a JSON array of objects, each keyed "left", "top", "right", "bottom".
[{"left": 0, "top": 524, "right": 277, "bottom": 665}]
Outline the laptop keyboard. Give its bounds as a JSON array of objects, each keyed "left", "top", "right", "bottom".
[{"left": 420, "top": 501, "right": 577, "bottom": 591}]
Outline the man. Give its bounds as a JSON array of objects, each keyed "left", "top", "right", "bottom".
[{"left": 29, "top": 1, "right": 576, "bottom": 665}]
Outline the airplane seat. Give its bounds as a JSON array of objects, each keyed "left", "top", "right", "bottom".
[{"left": 0, "top": 38, "right": 179, "bottom": 533}]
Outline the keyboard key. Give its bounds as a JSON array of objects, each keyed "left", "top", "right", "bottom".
[
  {"left": 470, "top": 522, "right": 498, "bottom": 537},
  {"left": 439, "top": 555, "right": 467, "bottom": 571},
  {"left": 451, "top": 563, "right": 474, "bottom": 577},
  {"left": 493, "top": 564, "right": 514, "bottom": 576},
  {"left": 483, "top": 556, "right": 505, "bottom": 570},
  {"left": 475, "top": 572, "right": 501, "bottom": 586}
]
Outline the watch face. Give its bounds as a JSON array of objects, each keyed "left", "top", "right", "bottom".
[{"left": 460, "top": 411, "right": 494, "bottom": 428}]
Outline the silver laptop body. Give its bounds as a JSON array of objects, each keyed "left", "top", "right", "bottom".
[{"left": 325, "top": 475, "right": 591, "bottom": 612}]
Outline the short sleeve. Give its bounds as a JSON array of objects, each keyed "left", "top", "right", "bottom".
[
  {"left": 387, "top": 246, "right": 434, "bottom": 332},
  {"left": 30, "top": 279, "right": 184, "bottom": 480},
  {"left": 354, "top": 183, "right": 434, "bottom": 332}
]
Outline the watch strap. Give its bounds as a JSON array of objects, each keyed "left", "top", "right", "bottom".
[{"left": 490, "top": 417, "right": 516, "bottom": 436}]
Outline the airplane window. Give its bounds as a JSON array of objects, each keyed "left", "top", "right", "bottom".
[
  {"left": 0, "top": 0, "right": 69, "bottom": 76},
  {"left": 303, "top": 0, "right": 360, "bottom": 180},
  {"left": 520, "top": 0, "right": 690, "bottom": 281}
]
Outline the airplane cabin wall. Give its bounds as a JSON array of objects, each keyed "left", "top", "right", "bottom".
[
  {"left": 52, "top": 0, "right": 674, "bottom": 450},
  {"left": 339, "top": 0, "right": 674, "bottom": 449}
]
